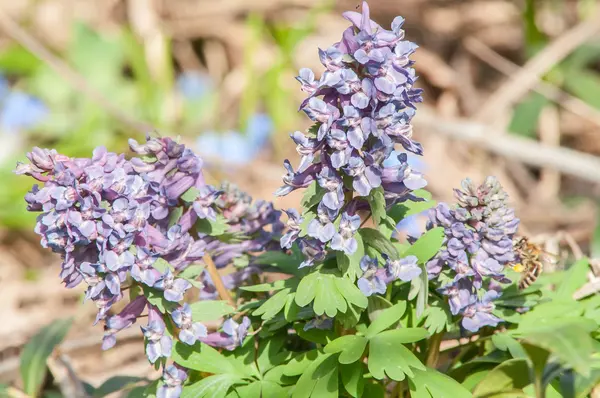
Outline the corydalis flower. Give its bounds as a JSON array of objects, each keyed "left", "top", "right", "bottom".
[
  {"left": 171, "top": 303, "right": 207, "bottom": 345},
  {"left": 427, "top": 177, "right": 519, "bottom": 332},
  {"left": 157, "top": 365, "right": 187, "bottom": 398},
  {"left": 358, "top": 254, "right": 422, "bottom": 297},
  {"left": 141, "top": 307, "right": 172, "bottom": 363},
  {"left": 200, "top": 317, "right": 251, "bottom": 351},
  {"left": 275, "top": 1, "right": 426, "bottom": 269}
]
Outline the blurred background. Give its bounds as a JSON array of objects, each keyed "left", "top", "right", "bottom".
[{"left": 1, "top": 0, "right": 600, "bottom": 393}]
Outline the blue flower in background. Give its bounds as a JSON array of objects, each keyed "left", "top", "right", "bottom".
[
  {"left": 196, "top": 113, "right": 273, "bottom": 165},
  {"left": 0, "top": 74, "right": 47, "bottom": 133},
  {"left": 176, "top": 71, "right": 212, "bottom": 100}
]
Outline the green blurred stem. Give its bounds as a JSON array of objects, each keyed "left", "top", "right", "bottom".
[{"left": 425, "top": 332, "right": 443, "bottom": 368}]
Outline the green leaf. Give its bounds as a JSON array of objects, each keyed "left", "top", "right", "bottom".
[
  {"left": 368, "top": 329, "right": 425, "bottom": 380},
  {"left": 508, "top": 92, "right": 549, "bottom": 138},
  {"left": 296, "top": 271, "right": 367, "bottom": 317},
  {"left": 313, "top": 274, "right": 346, "bottom": 317},
  {"left": 491, "top": 334, "right": 528, "bottom": 359},
  {"left": 180, "top": 187, "right": 200, "bottom": 202},
  {"left": 295, "top": 272, "right": 319, "bottom": 307},
  {"left": 168, "top": 207, "right": 184, "bottom": 229},
  {"left": 340, "top": 362, "right": 364, "bottom": 398},
  {"left": 409, "top": 367, "right": 472, "bottom": 398},
  {"left": 295, "top": 324, "right": 335, "bottom": 345},
  {"left": 93, "top": 376, "right": 145, "bottom": 397},
  {"left": 256, "top": 334, "right": 290, "bottom": 374},
  {"left": 240, "top": 279, "right": 290, "bottom": 292},
  {"left": 189, "top": 301, "right": 235, "bottom": 322},
  {"left": 181, "top": 374, "right": 241, "bottom": 398},
  {"left": 195, "top": 215, "right": 229, "bottom": 236},
  {"left": 254, "top": 288, "right": 291, "bottom": 320},
  {"left": 472, "top": 359, "right": 531, "bottom": 397},
  {"left": 324, "top": 335, "right": 368, "bottom": 364},
  {"left": 144, "top": 287, "right": 178, "bottom": 313},
  {"left": 416, "top": 263, "right": 429, "bottom": 318},
  {"left": 564, "top": 70, "right": 600, "bottom": 109},
  {"left": 365, "top": 302, "right": 407, "bottom": 338},
  {"left": 367, "top": 295, "right": 393, "bottom": 323},
  {"left": 301, "top": 182, "right": 326, "bottom": 209},
  {"left": 172, "top": 342, "right": 249, "bottom": 378},
  {"left": 178, "top": 265, "right": 204, "bottom": 281},
  {"left": 0, "top": 44, "right": 43, "bottom": 74},
  {"left": 336, "top": 232, "right": 364, "bottom": 281},
  {"left": 367, "top": 187, "right": 386, "bottom": 227},
  {"left": 402, "top": 227, "right": 445, "bottom": 264},
  {"left": 292, "top": 353, "right": 338, "bottom": 398},
  {"left": 388, "top": 195, "right": 436, "bottom": 223},
  {"left": 283, "top": 350, "right": 321, "bottom": 377},
  {"left": 359, "top": 228, "right": 399, "bottom": 259},
  {"left": 254, "top": 249, "right": 305, "bottom": 276},
  {"left": 554, "top": 258, "right": 589, "bottom": 300},
  {"left": 334, "top": 277, "right": 368, "bottom": 309},
  {"left": 235, "top": 380, "right": 286, "bottom": 398},
  {"left": 152, "top": 258, "right": 171, "bottom": 273},
  {"left": 20, "top": 318, "right": 73, "bottom": 397},
  {"left": 421, "top": 305, "right": 451, "bottom": 335},
  {"left": 516, "top": 319, "right": 596, "bottom": 376}
]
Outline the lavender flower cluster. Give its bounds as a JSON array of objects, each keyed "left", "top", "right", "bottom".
[
  {"left": 276, "top": 1, "right": 427, "bottom": 266},
  {"left": 426, "top": 177, "right": 519, "bottom": 332},
  {"left": 357, "top": 254, "right": 420, "bottom": 296},
  {"left": 16, "top": 136, "right": 276, "bottom": 397}
]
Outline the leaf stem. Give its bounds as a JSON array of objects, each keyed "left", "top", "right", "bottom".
[
  {"left": 203, "top": 253, "right": 236, "bottom": 308},
  {"left": 425, "top": 332, "right": 443, "bottom": 368}
]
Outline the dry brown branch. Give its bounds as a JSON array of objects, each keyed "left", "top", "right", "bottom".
[
  {"left": 0, "top": 8, "right": 153, "bottom": 133},
  {"left": 415, "top": 108, "right": 600, "bottom": 184},
  {"left": 464, "top": 37, "right": 600, "bottom": 127},
  {"left": 536, "top": 106, "right": 561, "bottom": 201},
  {"left": 203, "top": 253, "right": 236, "bottom": 307},
  {"left": 474, "top": 11, "right": 600, "bottom": 122}
]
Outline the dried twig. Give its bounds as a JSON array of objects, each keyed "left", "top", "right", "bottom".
[
  {"left": 464, "top": 37, "right": 600, "bottom": 127},
  {"left": 0, "top": 9, "right": 153, "bottom": 133},
  {"left": 474, "top": 12, "right": 600, "bottom": 122},
  {"left": 415, "top": 108, "right": 600, "bottom": 184},
  {"left": 203, "top": 253, "right": 236, "bottom": 307}
]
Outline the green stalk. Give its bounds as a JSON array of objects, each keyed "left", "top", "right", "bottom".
[{"left": 425, "top": 332, "right": 443, "bottom": 368}]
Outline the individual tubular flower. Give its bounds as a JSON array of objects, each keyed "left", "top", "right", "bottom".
[
  {"left": 330, "top": 212, "right": 361, "bottom": 254},
  {"left": 275, "top": 1, "right": 426, "bottom": 268},
  {"left": 157, "top": 365, "right": 187, "bottom": 398},
  {"left": 171, "top": 303, "right": 208, "bottom": 345},
  {"left": 200, "top": 317, "right": 251, "bottom": 351},
  {"left": 141, "top": 306, "right": 173, "bottom": 363},
  {"left": 358, "top": 254, "right": 422, "bottom": 297},
  {"left": 426, "top": 177, "right": 519, "bottom": 332},
  {"left": 155, "top": 269, "right": 192, "bottom": 302}
]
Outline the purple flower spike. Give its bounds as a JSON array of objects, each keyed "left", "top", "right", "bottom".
[
  {"left": 157, "top": 365, "right": 187, "bottom": 398},
  {"left": 330, "top": 212, "right": 361, "bottom": 254},
  {"left": 155, "top": 269, "right": 192, "bottom": 302},
  {"left": 171, "top": 303, "right": 207, "bottom": 345},
  {"left": 357, "top": 256, "right": 387, "bottom": 297}
]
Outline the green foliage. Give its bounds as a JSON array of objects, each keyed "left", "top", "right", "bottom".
[
  {"left": 20, "top": 318, "right": 73, "bottom": 397},
  {"left": 295, "top": 270, "right": 368, "bottom": 316}
]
